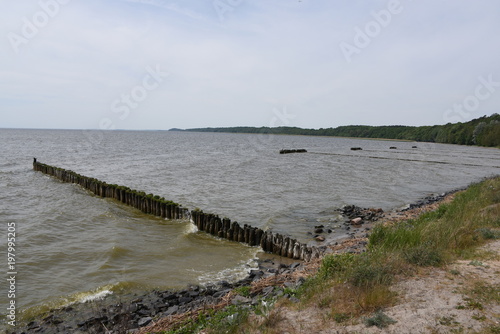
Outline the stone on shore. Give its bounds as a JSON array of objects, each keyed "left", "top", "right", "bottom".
[{"left": 350, "top": 217, "right": 362, "bottom": 225}]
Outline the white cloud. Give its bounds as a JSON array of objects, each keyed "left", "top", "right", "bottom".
[{"left": 1, "top": 0, "right": 499, "bottom": 129}]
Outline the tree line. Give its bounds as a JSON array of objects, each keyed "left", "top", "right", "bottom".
[{"left": 172, "top": 113, "right": 500, "bottom": 147}]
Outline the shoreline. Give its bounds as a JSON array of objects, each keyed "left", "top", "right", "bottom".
[{"left": 7, "top": 187, "right": 467, "bottom": 334}]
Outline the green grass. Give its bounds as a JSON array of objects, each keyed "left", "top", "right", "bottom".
[
  {"left": 296, "top": 176, "right": 500, "bottom": 323},
  {"left": 234, "top": 286, "right": 251, "bottom": 297},
  {"left": 161, "top": 305, "right": 250, "bottom": 334}
]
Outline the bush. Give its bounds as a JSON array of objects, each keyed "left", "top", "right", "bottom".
[
  {"left": 403, "top": 244, "right": 444, "bottom": 266},
  {"left": 476, "top": 228, "right": 500, "bottom": 240},
  {"left": 364, "top": 310, "right": 397, "bottom": 328},
  {"left": 349, "top": 258, "right": 393, "bottom": 288},
  {"left": 318, "top": 253, "right": 356, "bottom": 280}
]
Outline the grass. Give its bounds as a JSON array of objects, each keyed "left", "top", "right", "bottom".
[
  {"left": 160, "top": 305, "right": 250, "bottom": 334},
  {"left": 461, "top": 280, "right": 500, "bottom": 305},
  {"left": 364, "top": 310, "right": 397, "bottom": 328},
  {"left": 293, "top": 176, "right": 500, "bottom": 328},
  {"left": 162, "top": 177, "right": 500, "bottom": 333}
]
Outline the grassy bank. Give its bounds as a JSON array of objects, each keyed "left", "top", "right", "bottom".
[
  {"left": 148, "top": 176, "right": 500, "bottom": 333},
  {"left": 296, "top": 176, "right": 500, "bottom": 325}
]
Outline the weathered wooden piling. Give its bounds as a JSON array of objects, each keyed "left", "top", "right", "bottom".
[
  {"left": 33, "top": 160, "right": 188, "bottom": 221},
  {"left": 33, "top": 160, "right": 322, "bottom": 261}
]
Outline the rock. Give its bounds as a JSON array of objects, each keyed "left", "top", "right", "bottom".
[
  {"left": 315, "top": 236, "right": 325, "bottom": 242},
  {"left": 162, "top": 292, "right": 177, "bottom": 301},
  {"left": 178, "top": 296, "right": 193, "bottom": 305},
  {"left": 232, "top": 295, "right": 251, "bottom": 305},
  {"left": 137, "top": 317, "right": 152, "bottom": 327},
  {"left": 136, "top": 309, "right": 150, "bottom": 316},
  {"left": 262, "top": 286, "right": 274, "bottom": 296},
  {"left": 188, "top": 290, "right": 200, "bottom": 298},
  {"left": 350, "top": 217, "right": 362, "bottom": 225},
  {"left": 296, "top": 277, "right": 306, "bottom": 286},
  {"left": 213, "top": 289, "right": 231, "bottom": 298},
  {"left": 164, "top": 305, "right": 179, "bottom": 316},
  {"left": 314, "top": 228, "right": 324, "bottom": 233},
  {"left": 218, "top": 281, "right": 231, "bottom": 288}
]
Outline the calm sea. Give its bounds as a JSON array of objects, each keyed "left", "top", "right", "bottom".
[{"left": 1, "top": 129, "right": 499, "bottom": 324}]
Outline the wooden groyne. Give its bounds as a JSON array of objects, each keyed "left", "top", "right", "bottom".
[
  {"left": 33, "top": 159, "right": 321, "bottom": 261},
  {"left": 191, "top": 210, "right": 321, "bottom": 261},
  {"left": 33, "top": 159, "right": 188, "bottom": 220}
]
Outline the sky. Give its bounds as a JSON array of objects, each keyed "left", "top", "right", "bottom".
[{"left": 1, "top": 0, "right": 500, "bottom": 130}]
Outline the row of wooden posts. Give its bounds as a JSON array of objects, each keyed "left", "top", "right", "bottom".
[
  {"left": 33, "top": 159, "right": 321, "bottom": 261},
  {"left": 191, "top": 211, "right": 321, "bottom": 261},
  {"left": 33, "top": 160, "right": 188, "bottom": 220}
]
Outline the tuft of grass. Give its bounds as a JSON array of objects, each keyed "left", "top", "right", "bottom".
[
  {"left": 349, "top": 255, "right": 393, "bottom": 288},
  {"left": 364, "top": 310, "right": 397, "bottom": 328},
  {"left": 486, "top": 326, "right": 500, "bottom": 334},
  {"left": 234, "top": 286, "right": 251, "bottom": 297},
  {"left": 476, "top": 228, "right": 500, "bottom": 240},
  {"left": 332, "top": 312, "right": 351, "bottom": 323},
  {"left": 403, "top": 243, "right": 444, "bottom": 266},
  {"left": 162, "top": 305, "right": 250, "bottom": 334},
  {"left": 318, "top": 253, "right": 356, "bottom": 280},
  {"left": 463, "top": 281, "right": 500, "bottom": 305}
]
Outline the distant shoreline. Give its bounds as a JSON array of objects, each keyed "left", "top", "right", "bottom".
[{"left": 171, "top": 113, "right": 500, "bottom": 148}]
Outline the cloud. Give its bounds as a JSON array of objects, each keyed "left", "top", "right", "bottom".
[{"left": 1, "top": 0, "right": 499, "bottom": 129}]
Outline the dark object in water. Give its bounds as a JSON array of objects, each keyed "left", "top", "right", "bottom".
[
  {"left": 389, "top": 147, "right": 397, "bottom": 149},
  {"left": 350, "top": 147, "right": 362, "bottom": 151},
  {"left": 279, "top": 149, "right": 307, "bottom": 154}
]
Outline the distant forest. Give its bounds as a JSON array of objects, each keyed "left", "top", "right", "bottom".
[{"left": 172, "top": 113, "right": 500, "bottom": 147}]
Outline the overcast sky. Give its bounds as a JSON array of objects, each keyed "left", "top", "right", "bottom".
[{"left": 1, "top": 0, "right": 499, "bottom": 130}]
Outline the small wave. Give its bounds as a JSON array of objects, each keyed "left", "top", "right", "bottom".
[
  {"left": 67, "top": 285, "right": 115, "bottom": 306},
  {"left": 77, "top": 289, "right": 113, "bottom": 303},
  {"left": 109, "top": 245, "right": 130, "bottom": 259},
  {"left": 185, "top": 221, "right": 199, "bottom": 234},
  {"left": 196, "top": 253, "right": 259, "bottom": 286},
  {"left": 17, "top": 284, "right": 117, "bottom": 324}
]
